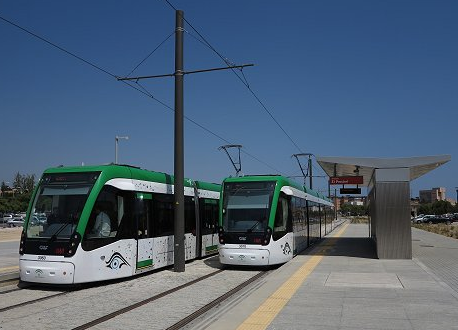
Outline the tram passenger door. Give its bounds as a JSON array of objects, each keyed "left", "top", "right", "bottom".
[
  {"left": 199, "top": 199, "right": 219, "bottom": 257},
  {"left": 135, "top": 193, "right": 154, "bottom": 272}
]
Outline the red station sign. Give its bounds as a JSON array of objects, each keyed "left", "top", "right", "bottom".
[{"left": 329, "top": 176, "right": 363, "bottom": 185}]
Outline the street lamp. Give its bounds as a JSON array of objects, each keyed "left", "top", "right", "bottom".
[{"left": 115, "top": 136, "right": 129, "bottom": 164}]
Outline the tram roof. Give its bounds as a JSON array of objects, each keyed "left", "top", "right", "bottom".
[
  {"left": 42, "top": 164, "right": 220, "bottom": 191},
  {"left": 223, "top": 174, "right": 332, "bottom": 202}
]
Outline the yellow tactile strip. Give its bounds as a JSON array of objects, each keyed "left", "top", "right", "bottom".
[{"left": 236, "top": 223, "right": 349, "bottom": 330}]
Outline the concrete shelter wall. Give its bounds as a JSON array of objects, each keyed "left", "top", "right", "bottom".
[{"left": 373, "top": 181, "right": 412, "bottom": 259}]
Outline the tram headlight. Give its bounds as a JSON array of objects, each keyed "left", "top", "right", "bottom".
[
  {"left": 262, "top": 227, "right": 272, "bottom": 246},
  {"left": 65, "top": 232, "right": 81, "bottom": 257},
  {"left": 19, "top": 230, "right": 26, "bottom": 255}
]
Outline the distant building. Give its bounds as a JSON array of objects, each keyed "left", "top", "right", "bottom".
[
  {"left": 335, "top": 196, "right": 366, "bottom": 212},
  {"left": 419, "top": 187, "right": 446, "bottom": 203}
]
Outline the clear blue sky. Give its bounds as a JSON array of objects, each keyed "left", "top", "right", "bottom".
[{"left": 1, "top": 1, "right": 457, "bottom": 200}]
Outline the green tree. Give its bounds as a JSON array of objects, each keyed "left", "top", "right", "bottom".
[
  {"left": 23, "top": 174, "right": 36, "bottom": 192},
  {"left": 340, "top": 203, "right": 367, "bottom": 216},
  {"left": 418, "top": 203, "right": 432, "bottom": 215},
  {"left": 13, "top": 172, "right": 22, "bottom": 192},
  {"left": 1, "top": 181, "right": 7, "bottom": 193},
  {"left": 431, "top": 200, "right": 453, "bottom": 215}
]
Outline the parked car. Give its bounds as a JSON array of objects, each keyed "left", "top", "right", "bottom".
[
  {"left": 2, "top": 214, "right": 14, "bottom": 224},
  {"left": 30, "top": 215, "right": 47, "bottom": 225},
  {"left": 423, "top": 216, "right": 452, "bottom": 225},
  {"left": 414, "top": 215, "right": 435, "bottom": 224},
  {"left": 7, "top": 218, "right": 25, "bottom": 227}
]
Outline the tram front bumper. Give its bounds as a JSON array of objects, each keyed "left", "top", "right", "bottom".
[
  {"left": 20, "top": 258, "right": 75, "bottom": 284},
  {"left": 218, "top": 247, "right": 270, "bottom": 266}
]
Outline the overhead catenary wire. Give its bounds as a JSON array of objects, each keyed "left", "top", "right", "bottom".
[
  {"left": 0, "top": 13, "right": 285, "bottom": 176},
  {"left": 125, "top": 30, "right": 175, "bottom": 78},
  {"left": 0, "top": 15, "right": 116, "bottom": 79},
  {"left": 163, "top": 0, "right": 304, "bottom": 154}
]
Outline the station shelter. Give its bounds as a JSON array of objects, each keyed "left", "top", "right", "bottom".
[{"left": 316, "top": 155, "right": 451, "bottom": 259}]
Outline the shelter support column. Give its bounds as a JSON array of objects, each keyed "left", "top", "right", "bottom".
[{"left": 370, "top": 168, "right": 412, "bottom": 259}]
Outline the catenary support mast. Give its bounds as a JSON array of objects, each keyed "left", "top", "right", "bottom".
[{"left": 174, "top": 10, "right": 185, "bottom": 272}]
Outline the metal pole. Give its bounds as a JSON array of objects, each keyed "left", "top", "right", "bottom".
[
  {"left": 308, "top": 155, "right": 313, "bottom": 190},
  {"left": 174, "top": 9, "right": 185, "bottom": 272},
  {"left": 115, "top": 137, "right": 118, "bottom": 164}
]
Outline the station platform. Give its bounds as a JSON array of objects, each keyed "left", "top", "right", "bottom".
[
  {"left": 2, "top": 223, "right": 458, "bottom": 329},
  {"left": 196, "top": 223, "right": 458, "bottom": 330}
]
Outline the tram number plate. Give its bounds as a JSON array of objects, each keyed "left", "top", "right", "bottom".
[{"left": 239, "top": 244, "right": 246, "bottom": 248}]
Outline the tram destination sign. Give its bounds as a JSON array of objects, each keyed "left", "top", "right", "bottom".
[
  {"left": 330, "top": 176, "right": 363, "bottom": 185},
  {"left": 340, "top": 188, "right": 362, "bottom": 194}
]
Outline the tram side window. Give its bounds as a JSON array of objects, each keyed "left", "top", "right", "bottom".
[
  {"left": 301, "top": 198, "right": 307, "bottom": 227},
  {"left": 292, "top": 197, "right": 304, "bottom": 231},
  {"left": 273, "top": 194, "right": 291, "bottom": 241},
  {"left": 152, "top": 193, "right": 174, "bottom": 237},
  {"left": 184, "top": 196, "right": 196, "bottom": 234},
  {"left": 137, "top": 194, "right": 153, "bottom": 239},
  {"left": 200, "top": 199, "right": 218, "bottom": 235}
]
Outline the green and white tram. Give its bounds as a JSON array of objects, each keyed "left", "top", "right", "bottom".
[
  {"left": 218, "top": 175, "right": 334, "bottom": 266},
  {"left": 20, "top": 165, "right": 220, "bottom": 284}
]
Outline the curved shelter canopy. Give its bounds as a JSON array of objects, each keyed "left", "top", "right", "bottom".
[
  {"left": 316, "top": 155, "right": 451, "bottom": 187},
  {"left": 316, "top": 155, "right": 451, "bottom": 259}
]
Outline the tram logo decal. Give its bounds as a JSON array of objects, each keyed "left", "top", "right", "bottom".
[
  {"left": 35, "top": 269, "right": 44, "bottom": 278},
  {"left": 282, "top": 242, "right": 291, "bottom": 255},
  {"left": 105, "top": 252, "right": 130, "bottom": 270}
]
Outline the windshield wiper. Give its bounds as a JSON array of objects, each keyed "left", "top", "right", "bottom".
[
  {"left": 49, "top": 223, "right": 70, "bottom": 241},
  {"left": 247, "top": 217, "right": 266, "bottom": 233}
]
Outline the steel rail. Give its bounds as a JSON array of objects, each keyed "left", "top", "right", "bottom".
[
  {"left": 0, "top": 291, "right": 68, "bottom": 313},
  {"left": 72, "top": 269, "right": 224, "bottom": 330},
  {"left": 0, "top": 287, "right": 22, "bottom": 295},
  {"left": 166, "top": 270, "right": 268, "bottom": 330}
]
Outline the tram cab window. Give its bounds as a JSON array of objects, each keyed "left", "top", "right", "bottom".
[
  {"left": 83, "top": 186, "right": 135, "bottom": 251},
  {"left": 273, "top": 194, "right": 291, "bottom": 241}
]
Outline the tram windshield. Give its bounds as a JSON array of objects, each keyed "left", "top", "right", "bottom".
[
  {"left": 222, "top": 181, "right": 275, "bottom": 233},
  {"left": 26, "top": 172, "right": 99, "bottom": 240}
]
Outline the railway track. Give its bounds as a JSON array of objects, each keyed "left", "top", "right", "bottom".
[
  {"left": 72, "top": 269, "right": 224, "bottom": 330},
  {"left": 0, "top": 286, "right": 22, "bottom": 295},
  {"left": 166, "top": 270, "right": 267, "bottom": 330},
  {"left": 0, "top": 265, "right": 268, "bottom": 329},
  {"left": 0, "top": 291, "right": 68, "bottom": 313},
  {"left": 72, "top": 269, "right": 267, "bottom": 330}
]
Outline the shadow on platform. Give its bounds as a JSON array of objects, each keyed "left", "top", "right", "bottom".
[{"left": 302, "top": 237, "right": 377, "bottom": 259}]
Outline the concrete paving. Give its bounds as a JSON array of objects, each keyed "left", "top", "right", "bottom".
[
  {"left": 0, "top": 227, "right": 21, "bottom": 278},
  {"left": 2, "top": 222, "right": 458, "bottom": 330},
  {"left": 196, "top": 223, "right": 458, "bottom": 330}
]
